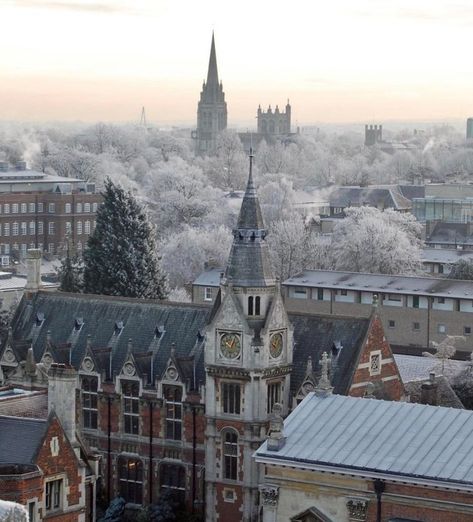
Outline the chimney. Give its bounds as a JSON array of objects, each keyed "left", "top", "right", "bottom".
[
  {"left": 25, "top": 249, "right": 42, "bottom": 292},
  {"left": 48, "top": 363, "right": 78, "bottom": 447},
  {"left": 421, "top": 372, "right": 438, "bottom": 405}
]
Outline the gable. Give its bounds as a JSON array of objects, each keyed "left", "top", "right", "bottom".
[{"left": 210, "top": 290, "right": 248, "bottom": 332}]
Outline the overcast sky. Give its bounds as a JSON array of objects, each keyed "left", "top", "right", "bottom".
[{"left": 0, "top": 0, "right": 471, "bottom": 126}]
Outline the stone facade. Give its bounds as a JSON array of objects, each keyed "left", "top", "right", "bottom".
[{"left": 257, "top": 103, "right": 291, "bottom": 136}]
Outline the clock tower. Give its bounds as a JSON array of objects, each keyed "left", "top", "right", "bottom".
[{"left": 204, "top": 151, "right": 293, "bottom": 521}]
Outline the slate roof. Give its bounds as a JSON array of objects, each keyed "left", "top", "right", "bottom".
[
  {"left": 288, "top": 313, "right": 370, "bottom": 396},
  {"left": 284, "top": 269, "right": 473, "bottom": 300},
  {"left": 399, "top": 185, "right": 425, "bottom": 201},
  {"left": 193, "top": 267, "right": 223, "bottom": 287},
  {"left": 255, "top": 393, "right": 473, "bottom": 486},
  {"left": 11, "top": 291, "right": 211, "bottom": 386},
  {"left": 0, "top": 416, "right": 47, "bottom": 465},
  {"left": 329, "top": 186, "right": 412, "bottom": 211}
]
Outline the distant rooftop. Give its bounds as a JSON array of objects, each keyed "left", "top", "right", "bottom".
[
  {"left": 255, "top": 393, "right": 473, "bottom": 488},
  {"left": 193, "top": 267, "right": 223, "bottom": 287},
  {"left": 421, "top": 248, "right": 473, "bottom": 265}
]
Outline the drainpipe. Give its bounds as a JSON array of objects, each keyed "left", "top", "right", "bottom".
[
  {"left": 149, "top": 401, "right": 154, "bottom": 505},
  {"left": 107, "top": 396, "right": 112, "bottom": 504},
  {"left": 374, "top": 478, "right": 385, "bottom": 522}
]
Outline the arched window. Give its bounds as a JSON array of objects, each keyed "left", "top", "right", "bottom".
[
  {"left": 118, "top": 457, "right": 143, "bottom": 504},
  {"left": 222, "top": 429, "right": 238, "bottom": 480},
  {"left": 160, "top": 463, "right": 186, "bottom": 502},
  {"left": 248, "top": 296, "right": 254, "bottom": 316},
  {"left": 255, "top": 296, "right": 261, "bottom": 315}
]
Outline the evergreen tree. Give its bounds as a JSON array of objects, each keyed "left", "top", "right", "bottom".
[
  {"left": 58, "top": 242, "right": 84, "bottom": 293},
  {"left": 83, "top": 178, "right": 168, "bottom": 299}
]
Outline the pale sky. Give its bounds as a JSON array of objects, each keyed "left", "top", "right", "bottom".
[{"left": 0, "top": 0, "right": 472, "bottom": 126}]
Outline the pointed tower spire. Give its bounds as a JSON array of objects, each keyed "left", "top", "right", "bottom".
[
  {"left": 206, "top": 31, "right": 219, "bottom": 87},
  {"left": 224, "top": 150, "right": 275, "bottom": 287}
]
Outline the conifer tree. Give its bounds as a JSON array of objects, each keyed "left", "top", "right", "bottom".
[
  {"left": 58, "top": 241, "right": 84, "bottom": 293},
  {"left": 83, "top": 178, "right": 168, "bottom": 299}
]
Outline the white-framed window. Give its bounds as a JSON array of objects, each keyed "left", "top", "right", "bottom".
[
  {"left": 21, "top": 244, "right": 27, "bottom": 256},
  {"left": 38, "top": 202, "right": 44, "bottom": 213},
  {"left": 81, "top": 375, "right": 98, "bottom": 430},
  {"left": 77, "top": 221, "right": 82, "bottom": 235},
  {"left": 267, "top": 381, "right": 282, "bottom": 414},
  {"left": 45, "top": 478, "right": 63, "bottom": 512},
  {"left": 122, "top": 380, "right": 139, "bottom": 434},
  {"left": 38, "top": 221, "right": 43, "bottom": 234},
  {"left": 92, "top": 202, "right": 98, "bottom": 212},
  {"left": 4, "top": 244, "right": 10, "bottom": 254},
  {"left": 84, "top": 220, "right": 90, "bottom": 234},
  {"left": 4, "top": 204, "right": 9, "bottom": 214},
  {"left": 28, "top": 501, "right": 36, "bottom": 522},
  {"left": 204, "top": 287, "right": 213, "bottom": 301},
  {"left": 292, "top": 288, "right": 307, "bottom": 299},
  {"left": 76, "top": 202, "right": 83, "bottom": 213},
  {"left": 29, "top": 202, "right": 35, "bottom": 212},
  {"left": 222, "top": 382, "right": 241, "bottom": 415},
  {"left": 0, "top": 204, "right": 2, "bottom": 213},
  {"left": 438, "top": 324, "right": 447, "bottom": 334},
  {"left": 3, "top": 224, "right": 9, "bottom": 237},
  {"left": 222, "top": 429, "right": 238, "bottom": 480},
  {"left": 20, "top": 222, "right": 27, "bottom": 235},
  {"left": 65, "top": 203, "right": 71, "bottom": 214},
  {"left": 65, "top": 222, "right": 72, "bottom": 234},
  {"left": 29, "top": 221, "right": 35, "bottom": 235},
  {"left": 20, "top": 203, "right": 27, "bottom": 213},
  {"left": 12, "top": 222, "right": 19, "bottom": 236},
  {"left": 84, "top": 202, "right": 91, "bottom": 212},
  {"left": 369, "top": 351, "right": 381, "bottom": 376},
  {"left": 163, "top": 385, "right": 182, "bottom": 440},
  {"left": 12, "top": 203, "right": 18, "bottom": 214},
  {"left": 48, "top": 203, "right": 55, "bottom": 213},
  {"left": 48, "top": 222, "right": 55, "bottom": 235}
]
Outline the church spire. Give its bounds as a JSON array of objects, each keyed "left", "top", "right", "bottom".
[
  {"left": 206, "top": 31, "right": 219, "bottom": 87},
  {"left": 224, "top": 150, "right": 275, "bottom": 287}
]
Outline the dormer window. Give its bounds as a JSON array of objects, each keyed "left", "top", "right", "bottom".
[
  {"left": 74, "top": 318, "right": 84, "bottom": 332},
  {"left": 155, "top": 325, "right": 165, "bottom": 338},
  {"left": 35, "top": 312, "right": 45, "bottom": 327},
  {"left": 114, "top": 321, "right": 124, "bottom": 336}
]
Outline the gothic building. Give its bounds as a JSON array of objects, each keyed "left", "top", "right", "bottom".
[
  {"left": 257, "top": 102, "right": 291, "bottom": 136},
  {"left": 194, "top": 33, "right": 227, "bottom": 155}
]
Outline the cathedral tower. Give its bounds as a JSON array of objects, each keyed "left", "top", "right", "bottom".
[
  {"left": 195, "top": 33, "right": 227, "bottom": 155},
  {"left": 204, "top": 151, "right": 292, "bottom": 521}
]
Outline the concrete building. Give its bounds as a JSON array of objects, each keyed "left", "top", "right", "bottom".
[
  {"left": 0, "top": 161, "right": 101, "bottom": 263},
  {"left": 255, "top": 393, "right": 473, "bottom": 521},
  {"left": 194, "top": 33, "right": 227, "bottom": 155}
]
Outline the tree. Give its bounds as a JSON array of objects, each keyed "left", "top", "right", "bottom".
[
  {"left": 98, "top": 497, "right": 126, "bottom": 522},
  {"left": 448, "top": 259, "right": 473, "bottom": 280},
  {"left": 331, "top": 207, "right": 422, "bottom": 275},
  {"left": 84, "top": 178, "right": 168, "bottom": 299},
  {"left": 427, "top": 335, "right": 464, "bottom": 373},
  {"left": 58, "top": 244, "right": 83, "bottom": 293}
]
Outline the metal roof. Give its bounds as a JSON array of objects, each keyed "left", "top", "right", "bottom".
[
  {"left": 255, "top": 393, "right": 473, "bottom": 486},
  {"left": 284, "top": 269, "right": 473, "bottom": 299},
  {"left": 193, "top": 267, "right": 223, "bottom": 287}
]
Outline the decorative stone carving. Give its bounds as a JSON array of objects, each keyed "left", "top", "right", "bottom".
[
  {"left": 346, "top": 498, "right": 368, "bottom": 521},
  {"left": 315, "top": 352, "right": 333, "bottom": 396},
  {"left": 267, "top": 403, "right": 286, "bottom": 451},
  {"left": 82, "top": 357, "right": 94, "bottom": 372},
  {"left": 260, "top": 484, "right": 279, "bottom": 507}
]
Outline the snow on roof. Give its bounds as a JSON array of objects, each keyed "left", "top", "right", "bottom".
[
  {"left": 394, "top": 354, "right": 468, "bottom": 383},
  {"left": 0, "top": 274, "right": 57, "bottom": 292},
  {"left": 421, "top": 248, "right": 473, "bottom": 265},
  {"left": 255, "top": 393, "right": 473, "bottom": 486},
  {"left": 193, "top": 267, "right": 223, "bottom": 286},
  {"left": 284, "top": 269, "right": 473, "bottom": 299}
]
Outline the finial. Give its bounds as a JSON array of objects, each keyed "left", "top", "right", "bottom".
[
  {"left": 26, "top": 345, "right": 36, "bottom": 376},
  {"left": 127, "top": 338, "right": 133, "bottom": 354},
  {"left": 171, "top": 342, "right": 176, "bottom": 358},
  {"left": 315, "top": 352, "right": 333, "bottom": 397},
  {"left": 86, "top": 334, "right": 92, "bottom": 350},
  {"left": 267, "top": 403, "right": 286, "bottom": 451},
  {"left": 306, "top": 355, "right": 313, "bottom": 375}
]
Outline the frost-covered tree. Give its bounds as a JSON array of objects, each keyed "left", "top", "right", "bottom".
[
  {"left": 448, "top": 259, "right": 473, "bottom": 280},
  {"left": 83, "top": 178, "right": 167, "bottom": 299},
  {"left": 331, "top": 207, "right": 422, "bottom": 274},
  {"left": 58, "top": 244, "right": 83, "bottom": 293},
  {"left": 428, "top": 335, "right": 464, "bottom": 373}
]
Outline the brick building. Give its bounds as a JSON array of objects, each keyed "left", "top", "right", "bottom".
[{"left": 0, "top": 161, "right": 101, "bottom": 264}]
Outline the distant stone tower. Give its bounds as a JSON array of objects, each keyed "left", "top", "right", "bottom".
[
  {"left": 365, "top": 124, "right": 383, "bottom": 146},
  {"left": 257, "top": 100, "right": 291, "bottom": 136},
  {"left": 467, "top": 118, "right": 473, "bottom": 140},
  {"left": 195, "top": 33, "right": 227, "bottom": 155}
]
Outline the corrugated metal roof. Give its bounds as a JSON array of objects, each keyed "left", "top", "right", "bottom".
[
  {"left": 284, "top": 269, "right": 473, "bottom": 299},
  {"left": 256, "top": 394, "right": 473, "bottom": 485}
]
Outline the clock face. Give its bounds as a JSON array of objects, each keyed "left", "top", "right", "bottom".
[
  {"left": 269, "top": 333, "right": 283, "bottom": 358},
  {"left": 220, "top": 333, "right": 241, "bottom": 359}
]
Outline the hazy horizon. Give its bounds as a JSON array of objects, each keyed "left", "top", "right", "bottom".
[{"left": 1, "top": 0, "right": 472, "bottom": 126}]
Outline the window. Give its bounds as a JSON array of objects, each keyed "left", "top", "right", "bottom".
[
  {"left": 413, "top": 322, "right": 420, "bottom": 331},
  {"left": 29, "top": 202, "right": 35, "bottom": 213},
  {"left": 3, "top": 244, "right": 9, "bottom": 254},
  {"left": 45, "top": 479, "right": 62, "bottom": 512},
  {"left": 160, "top": 464, "right": 186, "bottom": 502},
  {"left": 48, "top": 203, "right": 55, "bottom": 213},
  {"left": 38, "top": 221, "right": 43, "bottom": 234},
  {"left": 317, "top": 288, "right": 324, "bottom": 301},
  {"left": 122, "top": 380, "right": 139, "bottom": 434},
  {"left": 20, "top": 203, "right": 27, "bottom": 213},
  {"left": 12, "top": 204, "right": 18, "bottom": 214},
  {"left": 3, "top": 204, "right": 9, "bottom": 214},
  {"left": 255, "top": 296, "right": 261, "bottom": 315},
  {"left": 21, "top": 244, "right": 27, "bottom": 256},
  {"left": 370, "top": 352, "right": 381, "bottom": 375},
  {"left": 28, "top": 502, "right": 36, "bottom": 522},
  {"left": 412, "top": 295, "right": 420, "bottom": 308},
  {"left": 267, "top": 381, "right": 281, "bottom": 414},
  {"left": 29, "top": 221, "right": 35, "bottom": 235},
  {"left": 77, "top": 221, "right": 82, "bottom": 235},
  {"left": 388, "top": 320, "right": 395, "bottom": 328},
  {"left": 65, "top": 203, "right": 71, "bottom": 214},
  {"left": 84, "top": 202, "right": 91, "bottom": 212},
  {"left": 3, "top": 224, "right": 9, "bottom": 237},
  {"left": 340, "top": 289, "right": 348, "bottom": 296},
  {"left": 438, "top": 324, "right": 447, "bottom": 334},
  {"left": 438, "top": 264, "right": 444, "bottom": 274},
  {"left": 204, "top": 287, "right": 213, "bottom": 301},
  {"left": 248, "top": 296, "right": 253, "bottom": 315},
  {"left": 65, "top": 222, "right": 72, "bottom": 234},
  {"left": 465, "top": 326, "right": 472, "bottom": 336},
  {"left": 163, "top": 385, "right": 182, "bottom": 440},
  {"left": 38, "top": 202, "right": 43, "bottom": 213},
  {"left": 118, "top": 458, "right": 143, "bottom": 504},
  {"left": 93, "top": 202, "right": 98, "bottom": 212},
  {"left": 82, "top": 375, "right": 98, "bottom": 429},
  {"left": 76, "top": 202, "right": 83, "bottom": 213},
  {"left": 84, "top": 220, "right": 91, "bottom": 234},
  {"left": 222, "top": 430, "right": 238, "bottom": 480},
  {"left": 387, "top": 294, "right": 401, "bottom": 302},
  {"left": 20, "top": 222, "right": 27, "bottom": 235},
  {"left": 293, "top": 288, "right": 307, "bottom": 299},
  {"left": 222, "top": 382, "right": 241, "bottom": 414},
  {"left": 48, "top": 222, "right": 55, "bottom": 235},
  {"left": 12, "top": 223, "right": 19, "bottom": 236},
  {"left": 437, "top": 297, "right": 446, "bottom": 304},
  {"left": 48, "top": 243, "right": 55, "bottom": 254}
]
